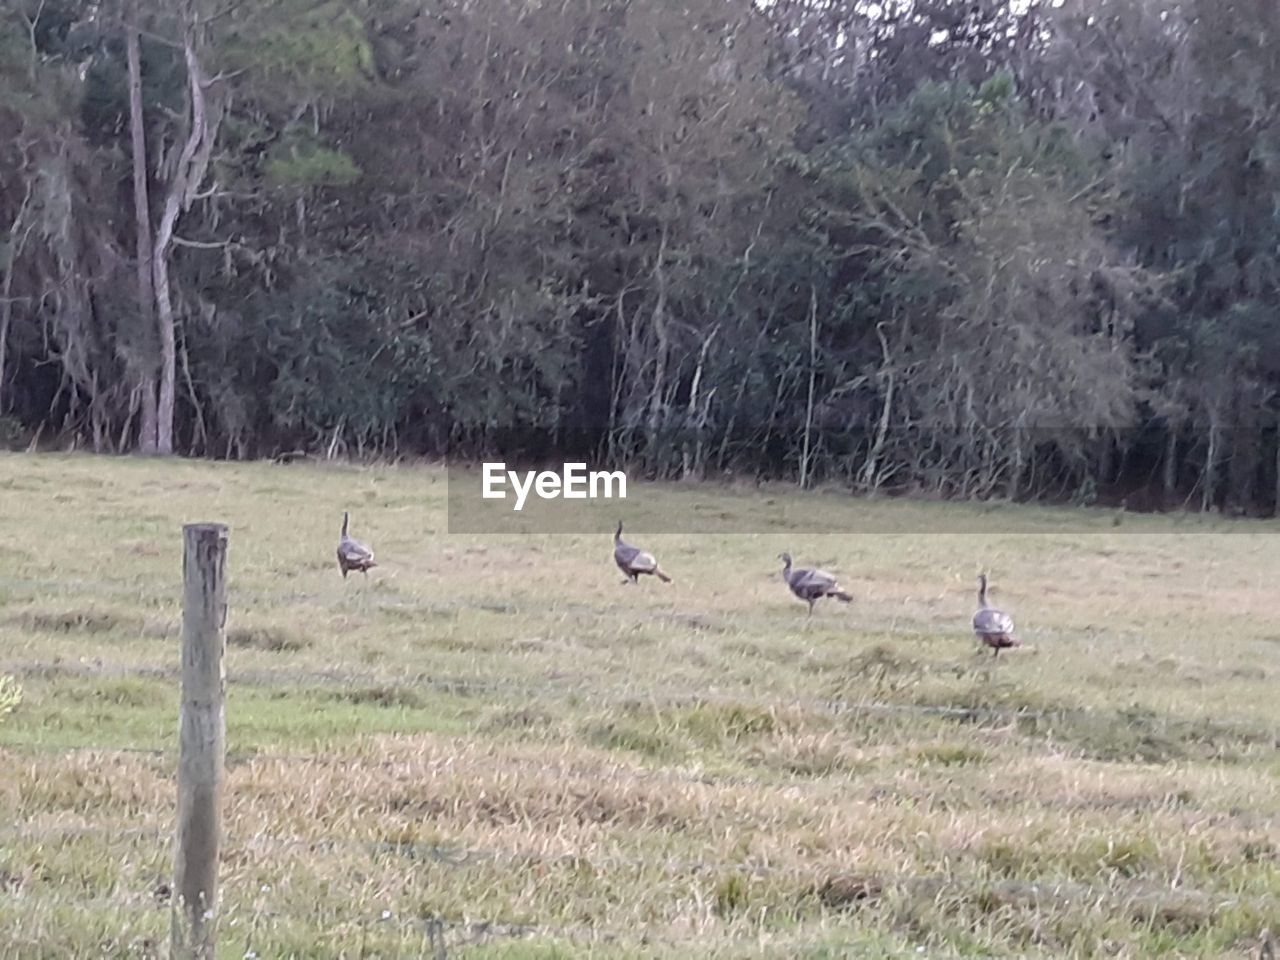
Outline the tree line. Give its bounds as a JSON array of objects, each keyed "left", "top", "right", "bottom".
[{"left": 1, "top": 0, "right": 1278, "bottom": 514}]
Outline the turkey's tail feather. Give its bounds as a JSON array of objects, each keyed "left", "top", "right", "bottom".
[
  {"left": 655, "top": 568, "right": 672, "bottom": 583},
  {"left": 830, "top": 589, "right": 852, "bottom": 603}
]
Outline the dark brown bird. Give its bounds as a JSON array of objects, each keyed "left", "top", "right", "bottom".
[
  {"left": 780, "top": 553, "right": 852, "bottom": 615},
  {"left": 613, "top": 521, "right": 671, "bottom": 584},
  {"left": 973, "top": 573, "right": 1019, "bottom": 657},
  {"left": 337, "top": 511, "right": 376, "bottom": 579}
]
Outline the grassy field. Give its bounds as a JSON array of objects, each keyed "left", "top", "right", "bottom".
[{"left": 1, "top": 452, "right": 1278, "bottom": 959}]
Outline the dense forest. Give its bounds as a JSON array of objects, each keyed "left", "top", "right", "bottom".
[{"left": 1, "top": 0, "right": 1278, "bottom": 514}]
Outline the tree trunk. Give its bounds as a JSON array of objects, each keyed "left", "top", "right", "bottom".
[
  {"left": 126, "top": 0, "right": 159, "bottom": 453},
  {"left": 139, "top": 375, "right": 159, "bottom": 452},
  {"left": 152, "top": 30, "right": 224, "bottom": 455},
  {"left": 1201, "top": 415, "right": 1219, "bottom": 513},
  {"left": 645, "top": 227, "right": 670, "bottom": 468},
  {"left": 799, "top": 285, "right": 818, "bottom": 490},
  {"left": 1162, "top": 425, "right": 1178, "bottom": 504},
  {"left": 860, "top": 321, "right": 895, "bottom": 494},
  {"left": 681, "top": 325, "right": 718, "bottom": 481},
  {"left": 154, "top": 253, "right": 179, "bottom": 455},
  {"left": 605, "top": 293, "right": 626, "bottom": 465}
]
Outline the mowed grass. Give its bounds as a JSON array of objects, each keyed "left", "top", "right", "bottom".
[{"left": 0, "top": 452, "right": 1278, "bottom": 959}]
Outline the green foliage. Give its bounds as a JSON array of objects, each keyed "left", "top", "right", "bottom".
[
  {"left": 1, "top": 0, "right": 1278, "bottom": 513},
  {"left": 255, "top": 265, "right": 435, "bottom": 448},
  {"left": 222, "top": 0, "right": 373, "bottom": 99},
  {"left": 264, "top": 138, "right": 361, "bottom": 187},
  {"left": 795, "top": 76, "right": 1146, "bottom": 494},
  {"left": 975, "top": 71, "right": 1017, "bottom": 116}
]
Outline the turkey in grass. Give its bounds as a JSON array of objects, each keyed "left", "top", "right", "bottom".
[
  {"left": 613, "top": 521, "right": 671, "bottom": 585},
  {"left": 779, "top": 553, "right": 852, "bottom": 615},
  {"left": 337, "top": 511, "right": 377, "bottom": 579},
  {"left": 973, "top": 573, "right": 1019, "bottom": 657}
]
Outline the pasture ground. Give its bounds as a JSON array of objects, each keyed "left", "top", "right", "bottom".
[{"left": 0, "top": 453, "right": 1278, "bottom": 958}]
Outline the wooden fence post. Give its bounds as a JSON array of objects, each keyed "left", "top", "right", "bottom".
[{"left": 172, "top": 522, "right": 229, "bottom": 960}]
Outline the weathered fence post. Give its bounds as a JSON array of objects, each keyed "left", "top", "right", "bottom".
[{"left": 172, "top": 523, "right": 229, "bottom": 960}]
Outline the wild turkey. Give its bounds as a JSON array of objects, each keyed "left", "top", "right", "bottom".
[
  {"left": 337, "top": 511, "right": 377, "bottom": 579},
  {"left": 973, "top": 573, "right": 1019, "bottom": 657},
  {"left": 613, "top": 521, "right": 671, "bottom": 585},
  {"left": 779, "top": 553, "right": 852, "bottom": 615}
]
